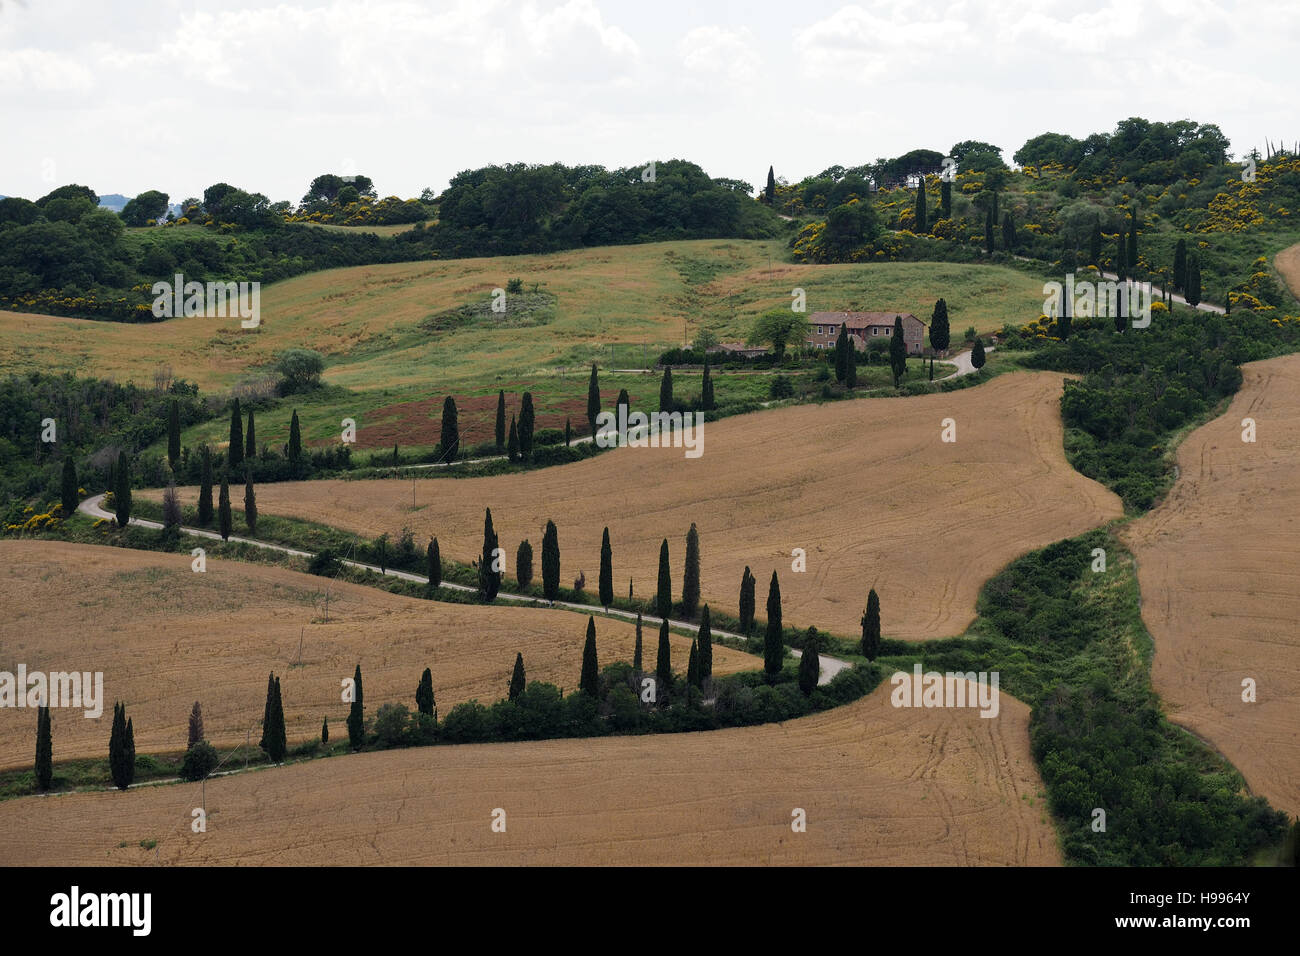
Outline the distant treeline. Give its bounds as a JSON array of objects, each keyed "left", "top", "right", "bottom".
[{"left": 0, "top": 160, "right": 786, "bottom": 320}]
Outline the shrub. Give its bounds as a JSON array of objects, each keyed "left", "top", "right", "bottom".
[
  {"left": 307, "top": 548, "right": 341, "bottom": 576},
  {"left": 441, "top": 700, "right": 494, "bottom": 743},
  {"left": 769, "top": 374, "right": 795, "bottom": 399},
  {"left": 373, "top": 703, "right": 411, "bottom": 749},
  {"left": 275, "top": 348, "right": 326, "bottom": 394},
  {"left": 179, "top": 741, "right": 219, "bottom": 781}
]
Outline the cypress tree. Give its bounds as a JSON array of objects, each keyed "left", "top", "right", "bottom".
[
  {"left": 701, "top": 357, "right": 715, "bottom": 410},
  {"left": 1186, "top": 254, "right": 1202, "bottom": 307},
  {"left": 35, "top": 705, "right": 52, "bottom": 791},
  {"left": 659, "top": 366, "right": 673, "bottom": 413},
  {"left": 564, "top": 417, "right": 571, "bottom": 447},
  {"left": 971, "top": 337, "right": 986, "bottom": 370},
  {"left": 1058, "top": 295, "right": 1071, "bottom": 340},
  {"left": 764, "top": 165, "right": 776, "bottom": 205},
  {"left": 262, "top": 676, "right": 286, "bottom": 763},
  {"left": 686, "top": 639, "right": 700, "bottom": 689},
  {"left": 1001, "top": 212, "right": 1015, "bottom": 251},
  {"left": 834, "top": 323, "right": 849, "bottom": 383},
  {"left": 257, "top": 671, "right": 273, "bottom": 743},
  {"left": 519, "top": 392, "right": 535, "bottom": 458},
  {"left": 914, "top": 177, "right": 927, "bottom": 233},
  {"left": 940, "top": 178, "right": 951, "bottom": 219},
  {"left": 509, "top": 653, "right": 526, "bottom": 702},
  {"left": 929, "top": 298, "right": 947, "bottom": 381},
  {"left": 478, "top": 507, "right": 501, "bottom": 602},
  {"left": 187, "top": 701, "right": 204, "bottom": 747},
  {"left": 217, "top": 473, "right": 232, "bottom": 541},
  {"left": 416, "top": 667, "right": 434, "bottom": 716},
  {"left": 167, "top": 399, "right": 180, "bottom": 464},
  {"left": 198, "top": 445, "right": 213, "bottom": 525},
  {"left": 427, "top": 537, "right": 441, "bottom": 590},
  {"left": 992, "top": 189, "right": 998, "bottom": 223},
  {"left": 440, "top": 396, "right": 459, "bottom": 462},
  {"left": 228, "top": 398, "right": 243, "bottom": 470},
  {"left": 846, "top": 341, "right": 857, "bottom": 388},
  {"left": 698, "top": 604, "right": 712, "bottom": 680},
  {"left": 321, "top": 716, "right": 328, "bottom": 744},
  {"left": 984, "top": 205, "right": 994, "bottom": 254},
  {"left": 1089, "top": 223, "right": 1102, "bottom": 265},
  {"left": 656, "top": 538, "right": 672, "bottom": 619},
  {"left": 889, "top": 316, "right": 906, "bottom": 388},
  {"left": 243, "top": 468, "right": 257, "bottom": 534},
  {"left": 516, "top": 539, "right": 533, "bottom": 591},
  {"left": 114, "top": 451, "right": 131, "bottom": 528},
  {"left": 542, "top": 519, "right": 560, "bottom": 601},
  {"left": 124, "top": 716, "right": 135, "bottom": 787},
  {"left": 738, "top": 566, "right": 755, "bottom": 636},
  {"left": 615, "top": 389, "right": 631, "bottom": 446},
  {"left": 586, "top": 362, "right": 600, "bottom": 439},
  {"left": 108, "top": 702, "right": 122, "bottom": 787},
  {"left": 655, "top": 617, "right": 671, "bottom": 691},
  {"left": 109, "top": 702, "right": 135, "bottom": 790},
  {"left": 495, "top": 390, "right": 506, "bottom": 449},
  {"left": 633, "top": 612, "right": 644, "bottom": 672},
  {"left": 1225, "top": 289, "right": 1231, "bottom": 315},
  {"left": 861, "top": 588, "right": 881, "bottom": 660},
  {"left": 507, "top": 415, "right": 520, "bottom": 462},
  {"left": 60, "top": 455, "right": 78, "bottom": 517},
  {"left": 580, "top": 616, "right": 599, "bottom": 696},
  {"left": 245, "top": 408, "right": 256, "bottom": 460},
  {"left": 1116, "top": 233, "right": 1126, "bottom": 281},
  {"left": 797, "top": 627, "right": 820, "bottom": 695},
  {"left": 1127, "top": 225, "right": 1138, "bottom": 271},
  {"left": 258, "top": 672, "right": 274, "bottom": 751},
  {"left": 599, "top": 527, "right": 613, "bottom": 609},
  {"left": 764, "top": 571, "right": 783, "bottom": 681},
  {"left": 1173, "top": 238, "right": 1188, "bottom": 291},
  {"left": 930, "top": 298, "right": 950, "bottom": 362},
  {"left": 347, "top": 664, "right": 364, "bottom": 750},
  {"left": 288, "top": 409, "right": 302, "bottom": 468},
  {"left": 682, "top": 523, "right": 700, "bottom": 618}
]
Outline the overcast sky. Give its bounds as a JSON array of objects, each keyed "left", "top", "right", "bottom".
[{"left": 2, "top": 0, "right": 1295, "bottom": 204}]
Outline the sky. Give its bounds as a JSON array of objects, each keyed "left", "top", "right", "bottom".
[{"left": 1, "top": 0, "right": 1296, "bottom": 204}]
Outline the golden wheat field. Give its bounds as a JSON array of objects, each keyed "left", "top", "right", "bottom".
[
  {"left": 1120, "top": 354, "right": 1300, "bottom": 816},
  {"left": 0, "top": 541, "right": 751, "bottom": 769},
  {"left": 0, "top": 680, "right": 1059, "bottom": 866},
  {"left": 196, "top": 371, "right": 1122, "bottom": 640}
]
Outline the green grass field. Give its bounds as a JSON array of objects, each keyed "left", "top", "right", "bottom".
[{"left": 2, "top": 238, "right": 1037, "bottom": 453}]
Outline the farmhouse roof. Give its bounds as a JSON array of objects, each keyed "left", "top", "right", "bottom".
[{"left": 809, "top": 311, "right": 926, "bottom": 328}]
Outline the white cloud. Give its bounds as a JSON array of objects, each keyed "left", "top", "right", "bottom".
[
  {"left": 0, "top": 48, "right": 95, "bottom": 93},
  {"left": 678, "top": 26, "right": 761, "bottom": 85}
]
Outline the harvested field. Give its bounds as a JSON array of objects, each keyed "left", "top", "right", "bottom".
[
  {"left": 1276, "top": 241, "right": 1300, "bottom": 302},
  {"left": 224, "top": 372, "right": 1122, "bottom": 639},
  {"left": 0, "top": 541, "right": 751, "bottom": 769},
  {"left": 1120, "top": 353, "right": 1300, "bottom": 816},
  {"left": 0, "top": 680, "right": 1059, "bottom": 866}
]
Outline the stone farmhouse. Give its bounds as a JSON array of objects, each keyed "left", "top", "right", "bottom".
[{"left": 807, "top": 311, "right": 928, "bottom": 356}]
